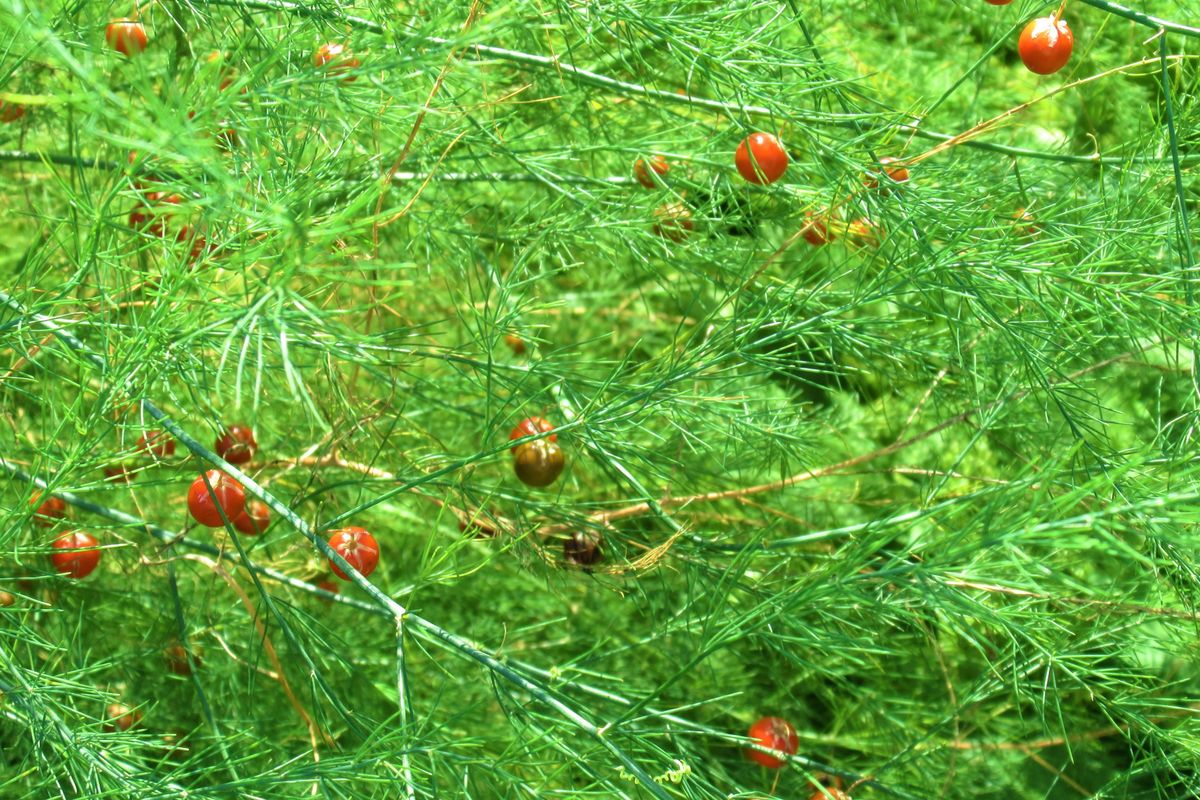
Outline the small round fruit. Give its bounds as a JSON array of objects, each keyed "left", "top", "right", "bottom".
[
  {"left": 327, "top": 527, "right": 380, "bottom": 580},
  {"left": 0, "top": 591, "right": 15, "bottom": 607},
  {"left": 187, "top": 470, "right": 246, "bottom": 528},
  {"left": 802, "top": 213, "right": 836, "bottom": 246},
  {"left": 735, "top": 133, "right": 788, "bottom": 185},
  {"left": 633, "top": 155, "right": 669, "bottom": 189},
  {"left": 51, "top": 531, "right": 101, "bottom": 579},
  {"left": 315, "top": 578, "right": 340, "bottom": 603},
  {"left": 746, "top": 716, "right": 799, "bottom": 769},
  {"left": 1018, "top": 16, "right": 1074, "bottom": 75},
  {"left": 847, "top": 217, "right": 883, "bottom": 247},
  {"left": 104, "top": 702, "right": 143, "bottom": 732},
  {"left": 232, "top": 500, "right": 271, "bottom": 535},
  {"left": 215, "top": 424, "right": 257, "bottom": 464},
  {"left": 31, "top": 492, "right": 67, "bottom": 527},
  {"left": 104, "top": 464, "right": 135, "bottom": 483},
  {"left": 653, "top": 202, "right": 694, "bottom": 242},
  {"left": 513, "top": 440, "right": 565, "bottom": 487},
  {"left": 865, "top": 156, "right": 909, "bottom": 188},
  {"left": 313, "top": 43, "right": 360, "bottom": 81},
  {"left": 563, "top": 532, "right": 603, "bottom": 568},
  {"left": 136, "top": 431, "right": 175, "bottom": 458},
  {"left": 106, "top": 19, "right": 148, "bottom": 57},
  {"left": 509, "top": 416, "right": 556, "bottom": 453},
  {"left": 504, "top": 333, "right": 526, "bottom": 355},
  {"left": 0, "top": 101, "right": 26, "bottom": 123},
  {"left": 165, "top": 644, "right": 201, "bottom": 676}
]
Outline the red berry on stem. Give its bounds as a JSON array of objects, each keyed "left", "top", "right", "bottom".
[
  {"left": 31, "top": 492, "right": 67, "bottom": 527},
  {"left": 187, "top": 470, "right": 246, "bottom": 528},
  {"left": 51, "top": 531, "right": 101, "bottom": 579},
  {"left": 105, "top": 19, "right": 148, "bottom": 57},
  {"left": 746, "top": 716, "right": 799, "bottom": 769},
  {"left": 802, "top": 212, "right": 836, "bottom": 246},
  {"left": 313, "top": 43, "right": 361, "bottom": 81},
  {"left": 215, "top": 424, "right": 257, "bottom": 464},
  {"left": 1018, "top": 16, "right": 1074, "bottom": 75},
  {"left": 865, "top": 156, "right": 909, "bottom": 188},
  {"left": 735, "top": 133, "right": 788, "bottom": 185},
  {"left": 509, "top": 416, "right": 556, "bottom": 453},
  {"left": 327, "top": 527, "right": 380, "bottom": 581},
  {"left": 232, "top": 500, "right": 271, "bottom": 535},
  {"left": 136, "top": 431, "right": 175, "bottom": 458},
  {"left": 633, "top": 155, "right": 669, "bottom": 189}
]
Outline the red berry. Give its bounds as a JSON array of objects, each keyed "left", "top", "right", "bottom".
[
  {"left": 31, "top": 492, "right": 67, "bottom": 527},
  {"left": 232, "top": 500, "right": 271, "bottom": 535},
  {"left": 653, "top": 202, "right": 694, "bottom": 242},
  {"left": 136, "top": 431, "right": 175, "bottom": 458},
  {"left": 504, "top": 333, "right": 526, "bottom": 355},
  {"left": 633, "top": 155, "right": 669, "bottom": 189},
  {"left": 315, "top": 578, "right": 340, "bottom": 603},
  {"left": 215, "top": 424, "right": 257, "bottom": 464},
  {"left": 104, "top": 464, "right": 135, "bottom": 483},
  {"left": 327, "top": 527, "right": 380, "bottom": 581},
  {"left": 1018, "top": 16, "right": 1074, "bottom": 75},
  {"left": 746, "top": 716, "right": 798, "bottom": 769},
  {"left": 735, "top": 133, "right": 788, "bottom": 185},
  {"left": 50, "top": 531, "right": 101, "bottom": 579},
  {"left": 802, "top": 212, "right": 836, "bottom": 246},
  {"left": 0, "top": 592, "right": 14, "bottom": 607},
  {"left": 0, "top": 101, "right": 26, "bottom": 123},
  {"left": 865, "top": 156, "right": 909, "bottom": 188},
  {"left": 509, "top": 416, "right": 556, "bottom": 453},
  {"left": 187, "top": 470, "right": 246, "bottom": 528},
  {"left": 106, "top": 19, "right": 148, "bottom": 57},
  {"left": 313, "top": 43, "right": 360, "bottom": 81},
  {"left": 104, "top": 702, "right": 143, "bottom": 732}
]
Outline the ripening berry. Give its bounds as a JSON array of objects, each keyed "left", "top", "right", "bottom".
[
  {"left": 315, "top": 578, "right": 340, "bottom": 603},
  {"left": 735, "top": 133, "right": 788, "bottom": 184},
  {"left": 633, "top": 155, "right": 669, "bottom": 189},
  {"left": 0, "top": 101, "right": 26, "bottom": 123},
  {"left": 513, "top": 440, "right": 565, "bottom": 487},
  {"left": 504, "top": 333, "right": 526, "bottom": 355},
  {"left": 105, "top": 19, "right": 148, "bottom": 57},
  {"left": 563, "top": 532, "right": 603, "bottom": 568},
  {"left": 653, "top": 202, "right": 694, "bottom": 242},
  {"left": 746, "top": 716, "right": 799, "bottom": 769},
  {"left": 847, "top": 217, "right": 884, "bottom": 247},
  {"left": 31, "top": 492, "right": 67, "bottom": 527},
  {"left": 802, "top": 212, "right": 836, "bottom": 246},
  {"left": 0, "top": 591, "right": 14, "bottom": 607},
  {"left": 327, "top": 527, "right": 380, "bottom": 580},
  {"left": 232, "top": 500, "right": 271, "bottom": 535},
  {"left": 104, "top": 702, "right": 143, "bottom": 732},
  {"left": 104, "top": 464, "right": 135, "bottom": 483},
  {"left": 313, "top": 43, "right": 360, "bottom": 81},
  {"left": 165, "top": 643, "right": 202, "bottom": 676},
  {"left": 509, "top": 416, "right": 556, "bottom": 453},
  {"left": 136, "top": 431, "right": 175, "bottom": 458},
  {"left": 187, "top": 470, "right": 246, "bottom": 528},
  {"left": 215, "top": 424, "right": 257, "bottom": 464},
  {"left": 865, "top": 156, "right": 909, "bottom": 188},
  {"left": 1018, "top": 16, "right": 1074, "bottom": 75},
  {"left": 50, "top": 531, "right": 102, "bottom": 579}
]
